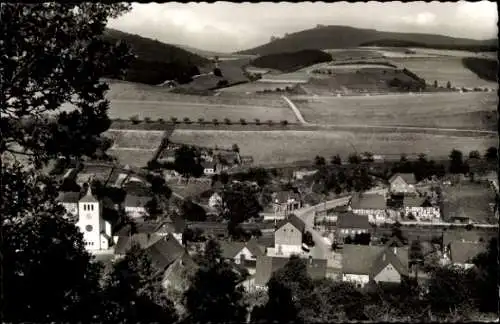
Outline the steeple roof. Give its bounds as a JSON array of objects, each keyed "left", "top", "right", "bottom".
[{"left": 79, "top": 186, "right": 99, "bottom": 203}]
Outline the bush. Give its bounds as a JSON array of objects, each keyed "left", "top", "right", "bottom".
[
  {"left": 170, "top": 117, "right": 178, "bottom": 124},
  {"left": 267, "top": 120, "right": 273, "bottom": 126},
  {"left": 144, "top": 117, "right": 152, "bottom": 123},
  {"left": 280, "top": 120, "right": 288, "bottom": 126},
  {"left": 224, "top": 118, "right": 231, "bottom": 125},
  {"left": 212, "top": 118, "right": 219, "bottom": 125},
  {"left": 254, "top": 118, "right": 261, "bottom": 125},
  {"left": 239, "top": 118, "right": 247, "bottom": 125},
  {"left": 130, "top": 115, "right": 141, "bottom": 124},
  {"left": 183, "top": 117, "right": 192, "bottom": 124},
  {"left": 198, "top": 118, "right": 205, "bottom": 124},
  {"left": 158, "top": 118, "right": 165, "bottom": 124}
]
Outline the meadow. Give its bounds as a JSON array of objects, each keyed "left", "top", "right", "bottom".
[
  {"left": 291, "top": 92, "right": 497, "bottom": 130},
  {"left": 107, "top": 148, "right": 156, "bottom": 168},
  {"left": 391, "top": 57, "right": 497, "bottom": 88},
  {"left": 105, "top": 129, "right": 165, "bottom": 150},
  {"left": 169, "top": 129, "right": 496, "bottom": 165}
]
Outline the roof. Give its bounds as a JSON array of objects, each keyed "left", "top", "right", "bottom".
[
  {"left": 145, "top": 234, "right": 187, "bottom": 271},
  {"left": 389, "top": 173, "right": 417, "bottom": 185},
  {"left": 337, "top": 213, "right": 371, "bottom": 230},
  {"left": 124, "top": 194, "right": 152, "bottom": 208},
  {"left": 342, "top": 244, "right": 408, "bottom": 276},
  {"left": 403, "top": 196, "right": 427, "bottom": 208},
  {"left": 56, "top": 191, "right": 81, "bottom": 203},
  {"left": 370, "top": 248, "right": 409, "bottom": 278},
  {"left": 123, "top": 181, "right": 151, "bottom": 196},
  {"left": 114, "top": 233, "right": 164, "bottom": 255},
  {"left": 276, "top": 214, "right": 306, "bottom": 233},
  {"left": 201, "top": 161, "right": 216, "bottom": 169},
  {"left": 449, "top": 241, "right": 487, "bottom": 265},
  {"left": 79, "top": 186, "right": 99, "bottom": 203},
  {"left": 163, "top": 252, "right": 198, "bottom": 289},
  {"left": 255, "top": 255, "right": 327, "bottom": 287},
  {"left": 273, "top": 190, "right": 301, "bottom": 204},
  {"left": 350, "top": 192, "right": 386, "bottom": 210},
  {"left": 443, "top": 229, "right": 497, "bottom": 246},
  {"left": 219, "top": 238, "right": 265, "bottom": 259}
]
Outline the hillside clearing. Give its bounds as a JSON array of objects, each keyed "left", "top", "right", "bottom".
[
  {"left": 291, "top": 92, "right": 498, "bottom": 130},
  {"left": 169, "top": 129, "right": 496, "bottom": 165}
]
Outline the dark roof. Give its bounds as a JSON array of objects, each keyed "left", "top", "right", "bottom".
[
  {"left": 145, "top": 234, "right": 186, "bottom": 271},
  {"left": 389, "top": 173, "right": 417, "bottom": 185},
  {"left": 350, "top": 192, "right": 386, "bottom": 210},
  {"left": 56, "top": 191, "right": 81, "bottom": 203},
  {"left": 201, "top": 161, "right": 216, "bottom": 169},
  {"left": 370, "top": 248, "right": 409, "bottom": 278},
  {"left": 273, "top": 190, "right": 301, "bottom": 204},
  {"left": 276, "top": 214, "right": 306, "bottom": 233},
  {"left": 449, "top": 241, "right": 487, "bottom": 264},
  {"left": 124, "top": 194, "right": 152, "bottom": 207},
  {"left": 403, "top": 196, "right": 427, "bottom": 208},
  {"left": 256, "top": 234, "right": 275, "bottom": 248},
  {"left": 114, "top": 233, "right": 164, "bottom": 255},
  {"left": 342, "top": 244, "right": 408, "bottom": 276},
  {"left": 123, "top": 181, "right": 151, "bottom": 196},
  {"left": 219, "top": 238, "right": 265, "bottom": 259},
  {"left": 443, "top": 229, "right": 497, "bottom": 246},
  {"left": 255, "top": 255, "right": 327, "bottom": 287},
  {"left": 337, "top": 213, "right": 370, "bottom": 230}
]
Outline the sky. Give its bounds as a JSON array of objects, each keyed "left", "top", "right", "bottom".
[{"left": 107, "top": 1, "right": 498, "bottom": 53}]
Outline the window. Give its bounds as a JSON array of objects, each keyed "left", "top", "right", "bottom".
[
  {"left": 85, "top": 225, "right": 93, "bottom": 232},
  {"left": 83, "top": 205, "right": 86, "bottom": 211}
]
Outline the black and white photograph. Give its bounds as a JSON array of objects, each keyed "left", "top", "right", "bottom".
[{"left": 1, "top": 1, "right": 498, "bottom": 323}]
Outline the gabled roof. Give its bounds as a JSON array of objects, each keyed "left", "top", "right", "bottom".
[
  {"left": 350, "top": 192, "right": 386, "bottom": 210},
  {"left": 145, "top": 234, "right": 187, "bottom": 271},
  {"left": 273, "top": 190, "right": 301, "bottom": 204},
  {"left": 389, "top": 173, "right": 416, "bottom": 185},
  {"left": 337, "top": 213, "right": 370, "bottom": 230},
  {"left": 219, "top": 238, "right": 265, "bottom": 259},
  {"left": 342, "top": 244, "right": 408, "bottom": 276},
  {"left": 114, "top": 233, "right": 164, "bottom": 255},
  {"left": 443, "top": 229, "right": 496, "bottom": 247},
  {"left": 124, "top": 194, "right": 152, "bottom": 208},
  {"left": 162, "top": 252, "right": 198, "bottom": 289},
  {"left": 57, "top": 191, "right": 81, "bottom": 203},
  {"left": 79, "top": 187, "right": 99, "bottom": 203},
  {"left": 449, "top": 241, "right": 487, "bottom": 265},
  {"left": 276, "top": 214, "right": 306, "bottom": 233},
  {"left": 370, "top": 248, "right": 409, "bottom": 278}
]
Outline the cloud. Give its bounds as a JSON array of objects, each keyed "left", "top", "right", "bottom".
[{"left": 401, "top": 12, "right": 437, "bottom": 26}]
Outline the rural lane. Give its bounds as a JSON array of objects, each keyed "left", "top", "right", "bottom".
[{"left": 281, "top": 95, "right": 309, "bottom": 125}]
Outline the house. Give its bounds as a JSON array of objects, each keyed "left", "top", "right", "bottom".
[
  {"left": 293, "top": 169, "right": 318, "bottom": 180},
  {"left": 75, "top": 186, "right": 114, "bottom": 252},
  {"left": 272, "top": 190, "right": 303, "bottom": 216},
  {"left": 442, "top": 229, "right": 496, "bottom": 256},
  {"left": 402, "top": 195, "right": 440, "bottom": 222},
  {"left": 124, "top": 194, "right": 153, "bottom": 220},
  {"left": 187, "top": 221, "right": 228, "bottom": 238},
  {"left": 447, "top": 241, "right": 487, "bottom": 269},
  {"left": 56, "top": 191, "right": 81, "bottom": 220},
  {"left": 335, "top": 212, "right": 371, "bottom": 241},
  {"left": 341, "top": 244, "right": 409, "bottom": 288},
  {"left": 219, "top": 239, "right": 266, "bottom": 275},
  {"left": 349, "top": 192, "right": 387, "bottom": 224},
  {"left": 157, "top": 149, "right": 177, "bottom": 164},
  {"left": 114, "top": 232, "right": 164, "bottom": 257},
  {"left": 208, "top": 192, "right": 222, "bottom": 210},
  {"left": 267, "top": 214, "right": 306, "bottom": 257},
  {"left": 389, "top": 173, "right": 417, "bottom": 194},
  {"left": 255, "top": 255, "right": 327, "bottom": 289},
  {"left": 202, "top": 161, "right": 217, "bottom": 176}
]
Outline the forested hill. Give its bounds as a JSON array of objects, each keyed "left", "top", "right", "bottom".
[
  {"left": 102, "top": 28, "right": 210, "bottom": 85},
  {"left": 238, "top": 25, "right": 497, "bottom": 55}
]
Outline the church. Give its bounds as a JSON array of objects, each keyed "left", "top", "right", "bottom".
[{"left": 57, "top": 185, "right": 114, "bottom": 252}]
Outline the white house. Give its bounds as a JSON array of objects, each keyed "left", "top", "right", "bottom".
[
  {"left": 402, "top": 196, "right": 441, "bottom": 222},
  {"left": 267, "top": 215, "right": 306, "bottom": 257},
  {"left": 349, "top": 192, "right": 387, "bottom": 224},
  {"left": 220, "top": 239, "right": 265, "bottom": 275},
  {"left": 208, "top": 192, "right": 222, "bottom": 210},
  {"left": 389, "top": 173, "right": 417, "bottom": 195},
  {"left": 202, "top": 161, "right": 217, "bottom": 176},
  {"left": 124, "top": 194, "right": 152, "bottom": 220},
  {"left": 75, "top": 187, "right": 113, "bottom": 251}
]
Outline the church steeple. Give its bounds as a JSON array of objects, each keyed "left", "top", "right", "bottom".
[{"left": 79, "top": 183, "right": 98, "bottom": 203}]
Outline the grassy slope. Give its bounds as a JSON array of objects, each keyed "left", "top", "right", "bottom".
[
  {"left": 250, "top": 49, "right": 332, "bottom": 72},
  {"left": 102, "top": 28, "right": 210, "bottom": 85},
  {"left": 238, "top": 25, "right": 496, "bottom": 55},
  {"left": 462, "top": 57, "right": 498, "bottom": 82}
]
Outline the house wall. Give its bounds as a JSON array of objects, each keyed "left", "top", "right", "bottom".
[
  {"left": 390, "top": 177, "right": 415, "bottom": 194},
  {"left": 342, "top": 274, "right": 370, "bottom": 288},
  {"left": 404, "top": 207, "right": 441, "bottom": 221},
  {"left": 263, "top": 214, "right": 286, "bottom": 221},
  {"left": 373, "top": 263, "right": 402, "bottom": 283},
  {"left": 204, "top": 168, "right": 215, "bottom": 175},
  {"left": 337, "top": 228, "right": 369, "bottom": 238},
  {"left": 275, "top": 223, "right": 302, "bottom": 247},
  {"left": 125, "top": 206, "right": 147, "bottom": 219},
  {"left": 234, "top": 247, "right": 255, "bottom": 264},
  {"left": 267, "top": 245, "right": 304, "bottom": 257}
]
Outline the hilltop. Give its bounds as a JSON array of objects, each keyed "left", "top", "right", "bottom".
[
  {"left": 238, "top": 25, "right": 497, "bottom": 55},
  {"left": 250, "top": 49, "right": 332, "bottom": 72},
  {"left": 102, "top": 28, "right": 210, "bottom": 85}
]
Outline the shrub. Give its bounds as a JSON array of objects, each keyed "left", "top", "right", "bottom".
[
  {"left": 198, "top": 118, "right": 205, "bottom": 124},
  {"left": 183, "top": 117, "right": 191, "bottom": 124},
  {"left": 239, "top": 118, "right": 247, "bottom": 125},
  {"left": 144, "top": 117, "right": 152, "bottom": 123},
  {"left": 130, "top": 115, "right": 141, "bottom": 124},
  {"left": 212, "top": 118, "right": 219, "bottom": 125},
  {"left": 267, "top": 120, "right": 273, "bottom": 126},
  {"left": 170, "top": 117, "right": 178, "bottom": 124},
  {"left": 254, "top": 118, "right": 261, "bottom": 125},
  {"left": 280, "top": 120, "right": 288, "bottom": 126},
  {"left": 158, "top": 118, "right": 165, "bottom": 124},
  {"left": 224, "top": 118, "right": 231, "bottom": 125}
]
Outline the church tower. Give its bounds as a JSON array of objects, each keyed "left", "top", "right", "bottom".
[{"left": 77, "top": 185, "right": 102, "bottom": 250}]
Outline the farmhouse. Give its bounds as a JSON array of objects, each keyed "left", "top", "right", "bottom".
[
  {"left": 219, "top": 239, "right": 266, "bottom": 275},
  {"left": 402, "top": 195, "right": 440, "bottom": 222},
  {"left": 335, "top": 212, "right": 371, "bottom": 241},
  {"left": 267, "top": 214, "right": 306, "bottom": 257},
  {"left": 341, "top": 244, "right": 409, "bottom": 288},
  {"left": 124, "top": 194, "right": 153, "bottom": 220},
  {"left": 272, "top": 190, "right": 303, "bottom": 216},
  {"left": 349, "top": 192, "right": 387, "bottom": 224},
  {"left": 389, "top": 173, "right": 417, "bottom": 195},
  {"left": 255, "top": 256, "right": 327, "bottom": 289}
]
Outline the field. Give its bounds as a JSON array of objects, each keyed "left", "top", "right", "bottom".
[
  {"left": 107, "top": 148, "right": 156, "bottom": 168},
  {"left": 105, "top": 129, "right": 165, "bottom": 150},
  {"left": 169, "top": 129, "right": 496, "bottom": 165},
  {"left": 291, "top": 92, "right": 498, "bottom": 130},
  {"left": 216, "top": 81, "right": 299, "bottom": 94},
  {"left": 443, "top": 182, "right": 497, "bottom": 224},
  {"left": 391, "top": 57, "right": 497, "bottom": 88}
]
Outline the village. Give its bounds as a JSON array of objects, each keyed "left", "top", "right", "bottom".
[{"left": 54, "top": 144, "right": 499, "bottom": 294}]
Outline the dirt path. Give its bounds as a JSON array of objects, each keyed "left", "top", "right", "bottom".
[{"left": 281, "top": 95, "right": 309, "bottom": 125}]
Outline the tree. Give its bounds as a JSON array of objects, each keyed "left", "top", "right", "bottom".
[
  {"left": 303, "top": 231, "right": 315, "bottom": 247},
  {"left": 348, "top": 153, "right": 360, "bottom": 164},
  {"left": 224, "top": 118, "right": 231, "bottom": 125},
  {"left": 212, "top": 118, "right": 219, "bottom": 125},
  {"left": 174, "top": 145, "right": 204, "bottom": 179},
  {"left": 213, "top": 67, "right": 223, "bottom": 77},
  {"left": 471, "top": 237, "right": 499, "bottom": 313},
  {"left": 184, "top": 240, "right": 247, "bottom": 324},
  {"left": 446, "top": 81, "right": 452, "bottom": 89},
  {"left": 183, "top": 117, "right": 191, "bottom": 124},
  {"left": 314, "top": 155, "right": 326, "bottom": 167},
  {"left": 254, "top": 118, "right": 261, "bottom": 125},
  {"left": 221, "top": 182, "right": 263, "bottom": 235},
  {"left": 433, "top": 80, "right": 438, "bottom": 88},
  {"left": 484, "top": 146, "right": 497, "bottom": 162},
  {"left": 449, "top": 149, "right": 465, "bottom": 174},
  {"left": 170, "top": 117, "right": 178, "bottom": 124},
  {"left": 468, "top": 150, "right": 481, "bottom": 160},
  {"left": 232, "top": 143, "right": 240, "bottom": 153},
  {"left": 239, "top": 118, "right": 247, "bottom": 125},
  {"left": 144, "top": 197, "right": 162, "bottom": 220},
  {"left": 197, "top": 117, "right": 204, "bottom": 124},
  {"left": 352, "top": 232, "right": 371, "bottom": 245},
  {"left": 148, "top": 174, "right": 172, "bottom": 199},
  {"left": 181, "top": 199, "right": 207, "bottom": 222},
  {"left": 101, "top": 244, "right": 178, "bottom": 324},
  {"left": 1, "top": 3, "right": 134, "bottom": 167},
  {"left": 331, "top": 154, "right": 342, "bottom": 165},
  {"left": 280, "top": 120, "right": 289, "bottom": 126}
]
